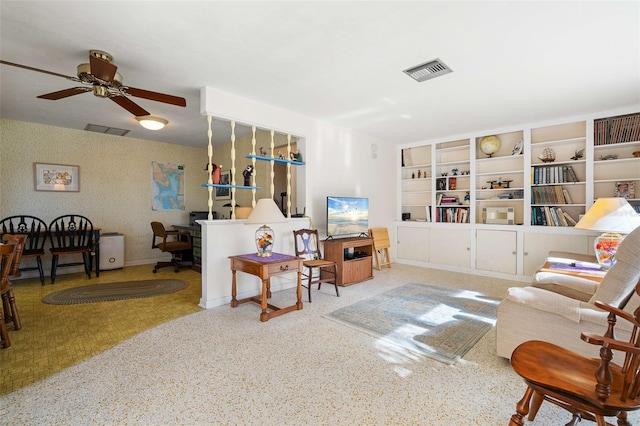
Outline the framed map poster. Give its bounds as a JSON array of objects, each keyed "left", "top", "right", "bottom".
[{"left": 151, "top": 161, "right": 185, "bottom": 210}]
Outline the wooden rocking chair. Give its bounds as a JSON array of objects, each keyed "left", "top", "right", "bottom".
[{"left": 509, "top": 299, "right": 640, "bottom": 426}]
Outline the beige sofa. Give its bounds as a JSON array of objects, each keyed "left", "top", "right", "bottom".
[{"left": 496, "top": 226, "right": 640, "bottom": 359}]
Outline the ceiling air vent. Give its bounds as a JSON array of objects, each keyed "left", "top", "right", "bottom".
[
  {"left": 403, "top": 58, "right": 453, "bottom": 82},
  {"left": 84, "top": 124, "right": 130, "bottom": 137}
]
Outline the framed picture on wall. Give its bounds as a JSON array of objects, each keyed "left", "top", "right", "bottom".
[
  {"left": 34, "top": 162, "right": 80, "bottom": 192},
  {"left": 215, "top": 171, "right": 231, "bottom": 200}
]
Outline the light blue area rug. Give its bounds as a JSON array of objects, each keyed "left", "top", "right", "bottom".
[{"left": 325, "top": 282, "right": 500, "bottom": 364}]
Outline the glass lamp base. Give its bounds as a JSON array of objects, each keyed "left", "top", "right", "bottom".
[
  {"left": 255, "top": 224, "right": 274, "bottom": 257},
  {"left": 594, "top": 232, "right": 623, "bottom": 268}
]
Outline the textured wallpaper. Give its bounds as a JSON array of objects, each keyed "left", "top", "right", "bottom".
[{"left": 0, "top": 119, "right": 209, "bottom": 268}]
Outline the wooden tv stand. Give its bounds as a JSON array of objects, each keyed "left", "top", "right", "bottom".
[{"left": 322, "top": 236, "right": 373, "bottom": 286}]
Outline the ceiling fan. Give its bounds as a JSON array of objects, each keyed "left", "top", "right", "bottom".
[{"left": 0, "top": 49, "right": 186, "bottom": 117}]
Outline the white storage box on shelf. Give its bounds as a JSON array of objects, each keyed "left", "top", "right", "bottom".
[{"left": 99, "top": 232, "right": 125, "bottom": 270}]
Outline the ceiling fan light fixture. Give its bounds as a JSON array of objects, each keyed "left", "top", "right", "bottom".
[{"left": 136, "top": 116, "right": 168, "bottom": 130}]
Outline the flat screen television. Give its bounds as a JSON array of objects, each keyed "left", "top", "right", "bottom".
[{"left": 327, "top": 196, "right": 369, "bottom": 237}]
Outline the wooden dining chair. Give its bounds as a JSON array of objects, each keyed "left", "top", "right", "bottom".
[
  {"left": 1, "top": 234, "right": 24, "bottom": 331},
  {"left": 0, "top": 242, "right": 17, "bottom": 348},
  {"left": 0, "top": 215, "right": 48, "bottom": 285},
  {"left": 48, "top": 215, "right": 94, "bottom": 284},
  {"left": 292, "top": 229, "right": 338, "bottom": 302}
]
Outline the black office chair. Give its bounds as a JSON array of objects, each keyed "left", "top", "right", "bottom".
[
  {"left": 150, "top": 222, "right": 192, "bottom": 273},
  {"left": 48, "top": 215, "right": 94, "bottom": 284},
  {"left": 0, "top": 215, "right": 48, "bottom": 285}
]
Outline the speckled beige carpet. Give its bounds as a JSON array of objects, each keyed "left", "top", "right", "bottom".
[
  {"left": 326, "top": 282, "right": 499, "bottom": 364},
  {"left": 5, "top": 264, "right": 640, "bottom": 425}
]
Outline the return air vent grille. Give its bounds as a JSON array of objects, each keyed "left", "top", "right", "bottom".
[
  {"left": 403, "top": 58, "right": 453, "bottom": 82},
  {"left": 84, "top": 124, "right": 130, "bottom": 136}
]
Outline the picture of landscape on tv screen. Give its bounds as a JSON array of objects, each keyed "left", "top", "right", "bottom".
[{"left": 327, "top": 197, "right": 369, "bottom": 236}]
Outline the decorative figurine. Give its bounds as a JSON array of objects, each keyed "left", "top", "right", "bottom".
[
  {"left": 418, "top": 170, "right": 422, "bottom": 178},
  {"left": 242, "top": 165, "right": 254, "bottom": 186},
  {"left": 600, "top": 153, "right": 619, "bottom": 160},
  {"left": 451, "top": 168, "right": 459, "bottom": 176},
  {"left": 289, "top": 150, "right": 303, "bottom": 162},
  {"left": 570, "top": 148, "right": 584, "bottom": 160},
  {"left": 204, "top": 162, "right": 221, "bottom": 184},
  {"left": 259, "top": 147, "right": 268, "bottom": 156},
  {"left": 278, "top": 150, "right": 284, "bottom": 160}
]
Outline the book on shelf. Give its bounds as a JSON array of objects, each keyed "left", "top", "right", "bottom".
[
  {"left": 531, "top": 185, "right": 568, "bottom": 204},
  {"left": 555, "top": 207, "right": 568, "bottom": 226},
  {"left": 435, "top": 207, "right": 469, "bottom": 223},
  {"left": 531, "top": 165, "right": 579, "bottom": 184},
  {"left": 531, "top": 206, "right": 575, "bottom": 227},
  {"left": 594, "top": 112, "right": 640, "bottom": 145},
  {"left": 439, "top": 196, "right": 459, "bottom": 205},
  {"left": 562, "top": 188, "right": 573, "bottom": 204},
  {"left": 562, "top": 211, "right": 577, "bottom": 226}
]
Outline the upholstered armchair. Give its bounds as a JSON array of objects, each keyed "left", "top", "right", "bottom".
[{"left": 496, "top": 226, "right": 640, "bottom": 359}]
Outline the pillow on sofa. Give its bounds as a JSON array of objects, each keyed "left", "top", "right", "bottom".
[
  {"left": 533, "top": 271, "right": 599, "bottom": 302},
  {"left": 588, "top": 226, "right": 640, "bottom": 308}
]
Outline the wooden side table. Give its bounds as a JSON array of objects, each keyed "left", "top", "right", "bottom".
[{"left": 229, "top": 253, "right": 303, "bottom": 322}]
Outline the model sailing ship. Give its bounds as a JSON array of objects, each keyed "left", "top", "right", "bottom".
[{"left": 538, "top": 148, "right": 556, "bottom": 163}]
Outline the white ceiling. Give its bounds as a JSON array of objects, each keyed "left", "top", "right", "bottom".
[{"left": 1, "top": 1, "right": 639, "bottom": 148}]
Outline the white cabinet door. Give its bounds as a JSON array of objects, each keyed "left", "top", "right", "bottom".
[
  {"left": 396, "top": 226, "right": 429, "bottom": 262},
  {"left": 523, "top": 232, "right": 591, "bottom": 276},
  {"left": 476, "top": 229, "right": 517, "bottom": 274},
  {"left": 429, "top": 228, "right": 470, "bottom": 267}
]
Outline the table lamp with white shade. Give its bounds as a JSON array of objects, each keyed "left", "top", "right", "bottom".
[
  {"left": 575, "top": 197, "right": 640, "bottom": 267},
  {"left": 244, "top": 198, "right": 287, "bottom": 257}
]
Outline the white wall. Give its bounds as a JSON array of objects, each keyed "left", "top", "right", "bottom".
[
  {"left": 199, "top": 87, "right": 397, "bottom": 308},
  {"left": 201, "top": 87, "right": 397, "bottom": 237}
]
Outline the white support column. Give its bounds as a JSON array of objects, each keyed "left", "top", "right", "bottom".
[
  {"left": 251, "top": 126, "right": 257, "bottom": 207},
  {"left": 230, "top": 121, "right": 236, "bottom": 219},
  {"left": 206, "top": 115, "right": 214, "bottom": 220},
  {"left": 286, "top": 134, "right": 292, "bottom": 218},
  {"left": 270, "top": 130, "right": 275, "bottom": 199}
]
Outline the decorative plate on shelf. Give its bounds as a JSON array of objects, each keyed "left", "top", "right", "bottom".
[{"left": 511, "top": 138, "right": 523, "bottom": 156}]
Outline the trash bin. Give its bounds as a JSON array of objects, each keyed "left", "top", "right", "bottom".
[{"left": 99, "top": 232, "right": 125, "bottom": 270}]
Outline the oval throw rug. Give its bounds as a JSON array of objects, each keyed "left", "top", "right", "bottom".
[{"left": 42, "top": 279, "right": 189, "bottom": 305}]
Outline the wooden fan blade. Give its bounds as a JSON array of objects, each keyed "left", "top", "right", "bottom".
[
  {"left": 124, "top": 87, "right": 186, "bottom": 107},
  {"left": 37, "top": 87, "right": 92, "bottom": 100},
  {"left": 0, "top": 60, "right": 80, "bottom": 82},
  {"left": 110, "top": 95, "right": 150, "bottom": 117},
  {"left": 89, "top": 55, "right": 117, "bottom": 82}
]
